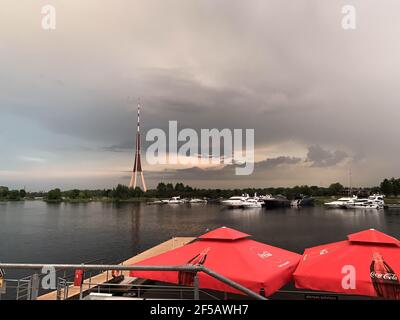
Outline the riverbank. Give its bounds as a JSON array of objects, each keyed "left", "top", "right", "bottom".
[
  {"left": 0, "top": 198, "right": 22, "bottom": 202},
  {"left": 3, "top": 196, "right": 400, "bottom": 205},
  {"left": 0, "top": 197, "right": 160, "bottom": 203}
]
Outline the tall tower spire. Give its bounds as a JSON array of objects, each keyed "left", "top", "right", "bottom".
[{"left": 129, "top": 101, "right": 147, "bottom": 191}]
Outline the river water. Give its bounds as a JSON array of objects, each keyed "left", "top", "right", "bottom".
[{"left": 1, "top": 201, "right": 400, "bottom": 271}]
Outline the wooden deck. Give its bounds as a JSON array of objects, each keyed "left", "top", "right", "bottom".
[{"left": 37, "top": 237, "right": 195, "bottom": 300}]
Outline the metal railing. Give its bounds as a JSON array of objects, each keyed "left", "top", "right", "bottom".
[
  {"left": 0, "top": 263, "right": 267, "bottom": 300},
  {"left": 1, "top": 277, "right": 32, "bottom": 300},
  {"left": 57, "top": 279, "right": 222, "bottom": 300}
]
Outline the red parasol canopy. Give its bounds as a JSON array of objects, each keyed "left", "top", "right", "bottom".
[
  {"left": 293, "top": 229, "right": 400, "bottom": 299},
  {"left": 130, "top": 227, "right": 301, "bottom": 296}
]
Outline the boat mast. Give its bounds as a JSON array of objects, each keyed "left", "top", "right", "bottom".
[{"left": 348, "top": 167, "right": 352, "bottom": 196}]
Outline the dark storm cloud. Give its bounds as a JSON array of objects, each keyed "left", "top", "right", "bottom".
[
  {"left": 306, "top": 145, "right": 349, "bottom": 167},
  {"left": 142, "top": 156, "right": 303, "bottom": 181}
]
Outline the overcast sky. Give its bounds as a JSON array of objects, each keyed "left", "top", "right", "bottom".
[{"left": 1, "top": 1, "right": 400, "bottom": 190}]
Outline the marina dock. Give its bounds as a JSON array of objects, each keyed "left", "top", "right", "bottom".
[{"left": 37, "top": 237, "right": 195, "bottom": 300}]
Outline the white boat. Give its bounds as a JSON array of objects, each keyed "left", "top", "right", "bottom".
[
  {"left": 345, "top": 194, "right": 385, "bottom": 210},
  {"left": 147, "top": 200, "right": 165, "bottom": 205},
  {"left": 241, "top": 198, "right": 264, "bottom": 208},
  {"left": 324, "top": 196, "right": 358, "bottom": 209},
  {"left": 161, "top": 196, "right": 184, "bottom": 204},
  {"left": 345, "top": 201, "right": 380, "bottom": 209},
  {"left": 259, "top": 194, "right": 273, "bottom": 200},
  {"left": 189, "top": 198, "right": 207, "bottom": 204},
  {"left": 221, "top": 194, "right": 249, "bottom": 208},
  {"left": 368, "top": 194, "right": 385, "bottom": 208}
]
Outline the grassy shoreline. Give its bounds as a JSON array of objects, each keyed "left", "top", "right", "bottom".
[
  {"left": 43, "top": 197, "right": 160, "bottom": 204},
  {"left": 1, "top": 198, "right": 156, "bottom": 203}
]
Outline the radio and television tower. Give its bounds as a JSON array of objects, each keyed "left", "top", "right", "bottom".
[{"left": 129, "top": 102, "right": 147, "bottom": 192}]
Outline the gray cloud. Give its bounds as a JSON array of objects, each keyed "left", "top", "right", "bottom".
[
  {"left": 255, "top": 156, "right": 303, "bottom": 169},
  {"left": 306, "top": 145, "right": 349, "bottom": 167},
  {"left": 143, "top": 156, "right": 303, "bottom": 181}
]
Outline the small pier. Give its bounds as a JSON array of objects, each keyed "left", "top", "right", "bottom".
[{"left": 37, "top": 237, "right": 195, "bottom": 300}]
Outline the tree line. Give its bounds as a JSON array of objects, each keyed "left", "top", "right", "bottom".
[
  {"left": 0, "top": 186, "right": 26, "bottom": 201},
  {"left": 55, "top": 182, "right": 376, "bottom": 200},
  {"left": 1, "top": 177, "right": 398, "bottom": 202}
]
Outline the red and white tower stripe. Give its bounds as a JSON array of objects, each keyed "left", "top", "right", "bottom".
[{"left": 129, "top": 102, "right": 147, "bottom": 191}]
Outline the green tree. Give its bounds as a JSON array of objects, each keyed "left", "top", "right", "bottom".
[
  {"left": 328, "top": 182, "right": 344, "bottom": 196},
  {"left": 47, "top": 188, "right": 62, "bottom": 201},
  {"left": 102, "top": 189, "right": 112, "bottom": 197},
  {"left": 68, "top": 189, "right": 80, "bottom": 199},
  {"left": 112, "top": 184, "right": 130, "bottom": 199},
  {"left": 156, "top": 183, "right": 167, "bottom": 196},
  {"left": 380, "top": 179, "right": 393, "bottom": 196},
  {"left": 174, "top": 183, "right": 185, "bottom": 192},
  {"left": 132, "top": 187, "right": 144, "bottom": 197},
  {"left": 19, "top": 189, "right": 26, "bottom": 198},
  {"left": 165, "top": 183, "right": 174, "bottom": 197},
  {"left": 79, "top": 191, "right": 89, "bottom": 199},
  {"left": 391, "top": 178, "right": 400, "bottom": 196},
  {"left": 0, "top": 186, "right": 9, "bottom": 198},
  {"left": 7, "top": 190, "right": 21, "bottom": 201}
]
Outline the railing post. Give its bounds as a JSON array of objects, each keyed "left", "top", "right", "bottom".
[
  {"left": 88, "top": 275, "right": 92, "bottom": 293},
  {"left": 26, "top": 277, "right": 32, "bottom": 300},
  {"left": 16, "top": 279, "right": 20, "bottom": 300},
  {"left": 79, "top": 281, "right": 83, "bottom": 300},
  {"left": 193, "top": 274, "right": 199, "bottom": 300},
  {"left": 56, "top": 278, "right": 60, "bottom": 300},
  {"left": 65, "top": 280, "right": 69, "bottom": 300},
  {"left": 30, "top": 274, "right": 40, "bottom": 300}
]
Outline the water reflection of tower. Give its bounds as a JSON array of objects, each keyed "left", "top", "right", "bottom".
[{"left": 130, "top": 205, "right": 141, "bottom": 254}]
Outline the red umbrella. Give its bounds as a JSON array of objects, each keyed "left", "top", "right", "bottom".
[
  {"left": 130, "top": 227, "right": 301, "bottom": 296},
  {"left": 293, "top": 229, "right": 400, "bottom": 299}
]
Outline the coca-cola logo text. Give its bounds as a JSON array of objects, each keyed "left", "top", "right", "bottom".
[
  {"left": 370, "top": 271, "right": 398, "bottom": 281},
  {"left": 257, "top": 251, "right": 272, "bottom": 259}
]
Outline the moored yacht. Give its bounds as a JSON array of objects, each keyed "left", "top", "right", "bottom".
[
  {"left": 368, "top": 194, "right": 385, "bottom": 207},
  {"left": 263, "top": 194, "right": 291, "bottom": 208},
  {"left": 189, "top": 198, "right": 207, "bottom": 204},
  {"left": 161, "top": 196, "right": 184, "bottom": 204},
  {"left": 345, "top": 200, "right": 380, "bottom": 209},
  {"left": 221, "top": 194, "right": 249, "bottom": 208},
  {"left": 291, "top": 195, "right": 315, "bottom": 207},
  {"left": 345, "top": 194, "right": 385, "bottom": 210},
  {"left": 242, "top": 194, "right": 264, "bottom": 208},
  {"left": 324, "top": 196, "right": 357, "bottom": 209}
]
